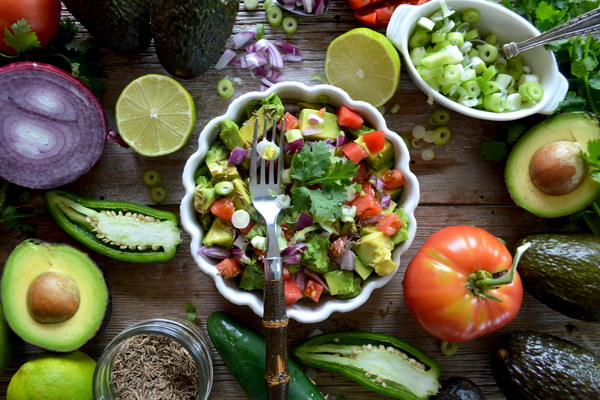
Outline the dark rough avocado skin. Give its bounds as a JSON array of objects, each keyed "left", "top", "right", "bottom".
[
  {"left": 150, "top": 0, "right": 240, "bottom": 79},
  {"left": 432, "top": 377, "right": 486, "bottom": 400},
  {"left": 62, "top": 0, "right": 151, "bottom": 54},
  {"left": 492, "top": 331, "right": 600, "bottom": 400},
  {"left": 516, "top": 233, "right": 600, "bottom": 322}
]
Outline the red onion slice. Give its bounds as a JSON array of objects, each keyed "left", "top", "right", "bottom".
[
  {"left": 0, "top": 62, "right": 107, "bottom": 189},
  {"left": 228, "top": 146, "right": 248, "bottom": 165},
  {"left": 340, "top": 249, "right": 356, "bottom": 271},
  {"left": 295, "top": 212, "right": 314, "bottom": 231}
]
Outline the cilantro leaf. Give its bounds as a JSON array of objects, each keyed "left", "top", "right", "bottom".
[
  {"left": 3, "top": 19, "right": 41, "bottom": 55},
  {"left": 307, "top": 158, "right": 358, "bottom": 185},
  {"left": 290, "top": 141, "right": 331, "bottom": 182}
]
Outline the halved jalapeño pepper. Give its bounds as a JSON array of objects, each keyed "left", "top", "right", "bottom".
[
  {"left": 44, "top": 190, "right": 181, "bottom": 263},
  {"left": 293, "top": 331, "right": 441, "bottom": 399}
]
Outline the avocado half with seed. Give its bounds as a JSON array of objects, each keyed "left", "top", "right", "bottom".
[
  {"left": 1, "top": 240, "right": 109, "bottom": 352},
  {"left": 505, "top": 112, "right": 600, "bottom": 218}
]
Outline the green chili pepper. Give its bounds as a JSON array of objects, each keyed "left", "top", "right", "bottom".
[
  {"left": 292, "top": 331, "right": 441, "bottom": 400},
  {"left": 44, "top": 190, "right": 181, "bottom": 263}
]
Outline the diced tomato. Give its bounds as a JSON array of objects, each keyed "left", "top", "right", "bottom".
[
  {"left": 283, "top": 267, "right": 291, "bottom": 281},
  {"left": 363, "top": 130, "right": 385, "bottom": 154},
  {"left": 239, "top": 220, "right": 255, "bottom": 235},
  {"left": 216, "top": 258, "right": 241, "bottom": 278},
  {"left": 342, "top": 141, "right": 369, "bottom": 163},
  {"left": 336, "top": 105, "right": 364, "bottom": 130},
  {"left": 348, "top": 0, "right": 385, "bottom": 9},
  {"left": 284, "top": 280, "right": 303, "bottom": 305},
  {"left": 281, "top": 112, "right": 299, "bottom": 131},
  {"left": 353, "top": 162, "right": 371, "bottom": 183},
  {"left": 351, "top": 182, "right": 383, "bottom": 217},
  {"left": 376, "top": 213, "right": 404, "bottom": 235},
  {"left": 316, "top": 107, "right": 327, "bottom": 116},
  {"left": 351, "top": 0, "right": 430, "bottom": 28},
  {"left": 380, "top": 169, "right": 404, "bottom": 190},
  {"left": 303, "top": 279, "right": 324, "bottom": 302},
  {"left": 210, "top": 197, "right": 235, "bottom": 221}
]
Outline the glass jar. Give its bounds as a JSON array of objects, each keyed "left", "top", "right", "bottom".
[{"left": 93, "top": 318, "right": 213, "bottom": 400}]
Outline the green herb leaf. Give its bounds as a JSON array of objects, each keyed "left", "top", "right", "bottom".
[
  {"left": 290, "top": 141, "right": 331, "bottom": 182},
  {"left": 2, "top": 18, "right": 41, "bottom": 55}
]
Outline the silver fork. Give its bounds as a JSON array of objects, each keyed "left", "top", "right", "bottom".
[{"left": 249, "top": 115, "right": 289, "bottom": 399}]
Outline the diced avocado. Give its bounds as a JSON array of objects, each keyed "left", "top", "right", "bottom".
[
  {"left": 302, "top": 234, "right": 331, "bottom": 274},
  {"left": 335, "top": 275, "right": 362, "bottom": 299},
  {"left": 355, "top": 231, "right": 396, "bottom": 276},
  {"left": 390, "top": 208, "right": 410, "bottom": 245},
  {"left": 347, "top": 124, "right": 375, "bottom": 139},
  {"left": 231, "top": 178, "right": 252, "bottom": 211},
  {"left": 239, "top": 259, "right": 264, "bottom": 291},
  {"left": 354, "top": 256, "right": 374, "bottom": 280},
  {"left": 205, "top": 143, "right": 240, "bottom": 180},
  {"left": 239, "top": 94, "right": 285, "bottom": 142},
  {"left": 193, "top": 181, "right": 217, "bottom": 214},
  {"left": 324, "top": 270, "right": 359, "bottom": 296},
  {"left": 298, "top": 108, "right": 341, "bottom": 140},
  {"left": 385, "top": 186, "right": 404, "bottom": 202},
  {"left": 220, "top": 119, "right": 248, "bottom": 151},
  {"left": 202, "top": 218, "right": 235, "bottom": 249},
  {"left": 354, "top": 136, "right": 395, "bottom": 171}
]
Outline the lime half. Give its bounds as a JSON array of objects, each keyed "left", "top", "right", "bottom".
[
  {"left": 325, "top": 28, "right": 401, "bottom": 108},
  {"left": 116, "top": 74, "right": 196, "bottom": 157}
]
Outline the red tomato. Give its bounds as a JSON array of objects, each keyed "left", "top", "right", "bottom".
[
  {"left": 404, "top": 226, "right": 524, "bottom": 343},
  {"left": 239, "top": 220, "right": 255, "bottom": 235},
  {"left": 381, "top": 169, "right": 404, "bottom": 190},
  {"left": 210, "top": 198, "right": 235, "bottom": 221},
  {"left": 336, "top": 105, "right": 364, "bottom": 130},
  {"left": 216, "top": 258, "right": 241, "bottom": 279},
  {"left": 342, "top": 141, "right": 369, "bottom": 163},
  {"left": 0, "top": 0, "right": 62, "bottom": 55},
  {"left": 376, "top": 213, "right": 403, "bottom": 235},
  {"left": 281, "top": 112, "right": 299, "bottom": 131},
  {"left": 284, "top": 280, "right": 302, "bottom": 305},
  {"left": 350, "top": 182, "right": 382, "bottom": 217},
  {"left": 283, "top": 267, "right": 291, "bottom": 281},
  {"left": 303, "top": 279, "right": 324, "bottom": 302},
  {"left": 350, "top": 0, "right": 430, "bottom": 28},
  {"left": 362, "top": 130, "right": 385, "bottom": 154}
]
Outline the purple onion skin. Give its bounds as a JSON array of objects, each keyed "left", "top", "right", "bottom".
[{"left": 0, "top": 62, "right": 107, "bottom": 189}]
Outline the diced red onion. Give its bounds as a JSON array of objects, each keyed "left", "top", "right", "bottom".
[
  {"left": 260, "top": 76, "right": 275, "bottom": 88},
  {"left": 282, "top": 243, "right": 308, "bottom": 256},
  {"left": 282, "top": 254, "right": 302, "bottom": 264},
  {"left": 340, "top": 249, "right": 356, "bottom": 271},
  {"left": 381, "top": 192, "right": 392, "bottom": 209},
  {"left": 245, "top": 52, "right": 268, "bottom": 70},
  {"left": 228, "top": 146, "right": 248, "bottom": 165},
  {"left": 282, "top": 53, "right": 304, "bottom": 62},
  {"left": 325, "top": 139, "right": 336, "bottom": 149},
  {"left": 292, "top": 271, "right": 306, "bottom": 291},
  {"left": 303, "top": 0, "right": 314, "bottom": 13},
  {"left": 336, "top": 135, "right": 349, "bottom": 148},
  {"left": 215, "top": 48, "right": 236, "bottom": 70},
  {"left": 197, "top": 245, "right": 230, "bottom": 260},
  {"left": 285, "top": 138, "right": 304, "bottom": 154},
  {"left": 302, "top": 127, "right": 322, "bottom": 136},
  {"left": 295, "top": 212, "right": 314, "bottom": 231},
  {"left": 233, "top": 234, "right": 247, "bottom": 249},
  {"left": 374, "top": 177, "right": 385, "bottom": 192},
  {"left": 304, "top": 268, "right": 330, "bottom": 292},
  {"left": 308, "top": 113, "right": 324, "bottom": 124},
  {"left": 274, "top": 40, "right": 301, "bottom": 55},
  {"left": 232, "top": 31, "right": 256, "bottom": 50},
  {"left": 361, "top": 214, "right": 385, "bottom": 224}
]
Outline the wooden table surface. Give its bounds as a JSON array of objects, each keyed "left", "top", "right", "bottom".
[{"left": 1, "top": 2, "right": 598, "bottom": 399}]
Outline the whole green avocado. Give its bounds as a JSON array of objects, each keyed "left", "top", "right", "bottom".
[
  {"left": 492, "top": 331, "right": 599, "bottom": 400},
  {"left": 150, "top": 0, "right": 240, "bottom": 79}
]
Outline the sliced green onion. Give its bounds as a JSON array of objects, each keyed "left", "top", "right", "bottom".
[
  {"left": 215, "top": 181, "right": 234, "bottom": 195},
  {"left": 478, "top": 44, "right": 498, "bottom": 63},
  {"left": 142, "top": 169, "right": 161, "bottom": 187},
  {"left": 431, "top": 32, "right": 447, "bottom": 43},
  {"left": 518, "top": 73, "right": 539, "bottom": 86},
  {"left": 440, "top": 341, "right": 459, "bottom": 356},
  {"left": 482, "top": 64, "right": 497, "bottom": 81},
  {"left": 412, "top": 124, "right": 426, "bottom": 139},
  {"left": 447, "top": 32, "right": 464, "bottom": 46},
  {"left": 519, "top": 81, "right": 544, "bottom": 103},
  {"left": 245, "top": 0, "right": 259, "bottom": 10},
  {"left": 461, "top": 80, "right": 481, "bottom": 98},
  {"left": 432, "top": 126, "right": 452, "bottom": 146},
  {"left": 232, "top": 209, "right": 251, "bottom": 229},
  {"left": 217, "top": 78, "right": 234, "bottom": 99},
  {"left": 411, "top": 138, "right": 423, "bottom": 148},
  {"left": 495, "top": 73, "right": 513, "bottom": 90},
  {"left": 484, "top": 32, "right": 498, "bottom": 46},
  {"left": 423, "top": 130, "right": 435, "bottom": 143},
  {"left": 282, "top": 16, "right": 297, "bottom": 34},
  {"left": 409, "top": 28, "right": 431, "bottom": 48},
  {"left": 310, "top": 73, "right": 326, "bottom": 83},
  {"left": 464, "top": 28, "right": 480, "bottom": 41},
  {"left": 256, "top": 23, "right": 265, "bottom": 40},
  {"left": 506, "top": 93, "right": 522, "bottom": 111},
  {"left": 410, "top": 46, "right": 427, "bottom": 66},
  {"left": 150, "top": 186, "right": 168, "bottom": 204},
  {"left": 442, "top": 64, "right": 463, "bottom": 84},
  {"left": 483, "top": 92, "right": 504, "bottom": 112},
  {"left": 429, "top": 109, "right": 451, "bottom": 125},
  {"left": 421, "top": 148, "right": 436, "bottom": 161},
  {"left": 262, "top": 0, "right": 275, "bottom": 10},
  {"left": 418, "top": 17, "right": 436, "bottom": 31},
  {"left": 267, "top": 5, "right": 283, "bottom": 27},
  {"left": 461, "top": 8, "right": 480, "bottom": 24},
  {"left": 390, "top": 104, "right": 401, "bottom": 114}
]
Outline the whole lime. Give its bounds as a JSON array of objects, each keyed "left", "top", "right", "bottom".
[{"left": 7, "top": 351, "right": 95, "bottom": 400}]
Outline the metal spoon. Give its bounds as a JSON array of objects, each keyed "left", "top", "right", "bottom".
[
  {"left": 503, "top": 7, "right": 600, "bottom": 59},
  {"left": 274, "top": 0, "right": 331, "bottom": 16}
]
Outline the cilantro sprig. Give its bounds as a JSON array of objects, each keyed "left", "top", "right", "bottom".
[
  {"left": 1, "top": 19, "right": 41, "bottom": 55},
  {"left": 0, "top": 180, "right": 45, "bottom": 235},
  {"left": 289, "top": 141, "right": 358, "bottom": 220}
]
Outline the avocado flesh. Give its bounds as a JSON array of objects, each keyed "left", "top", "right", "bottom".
[
  {"left": 505, "top": 112, "right": 600, "bottom": 218},
  {"left": 492, "top": 331, "right": 600, "bottom": 400},
  {"left": 516, "top": 233, "right": 600, "bottom": 322},
  {"left": 1, "top": 240, "right": 108, "bottom": 352},
  {"left": 298, "top": 109, "right": 341, "bottom": 140}
]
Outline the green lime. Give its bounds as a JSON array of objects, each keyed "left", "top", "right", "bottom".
[
  {"left": 116, "top": 74, "right": 196, "bottom": 157},
  {"left": 325, "top": 28, "right": 401, "bottom": 108},
  {"left": 7, "top": 351, "right": 96, "bottom": 400}
]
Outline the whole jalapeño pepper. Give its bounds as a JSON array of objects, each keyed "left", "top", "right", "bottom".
[
  {"left": 44, "top": 190, "right": 181, "bottom": 262},
  {"left": 293, "top": 331, "right": 441, "bottom": 399}
]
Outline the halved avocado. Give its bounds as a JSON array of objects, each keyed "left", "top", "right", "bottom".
[
  {"left": 1, "top": 240, "right": 108, "bottom": 352},
  {"left": 505, "top": 112, "right": 600, "bottom": 218}
]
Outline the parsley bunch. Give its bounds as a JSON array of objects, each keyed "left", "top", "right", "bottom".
[{"left": 289, "top": 141, "right": 358, "bottom": 221}]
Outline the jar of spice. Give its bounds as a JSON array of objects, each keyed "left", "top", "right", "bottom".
[{"left": 93, "top": 318, "right": 213, "bottom": 400}]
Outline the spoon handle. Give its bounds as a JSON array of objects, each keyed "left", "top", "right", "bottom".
[{"left": 503, "top": 8, "right": 600, "bottom": 59}]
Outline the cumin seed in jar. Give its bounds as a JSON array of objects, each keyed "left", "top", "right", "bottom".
[{"left": 110, "top": 334, "right": 199, "bottom": 400}]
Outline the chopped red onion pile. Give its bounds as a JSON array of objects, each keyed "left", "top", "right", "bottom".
[
  {"left": 278, "top": 0, "right": 329, "bottom": 15},
  {"left": 215, "top": 27, "right": 303, "bottom": 90}
]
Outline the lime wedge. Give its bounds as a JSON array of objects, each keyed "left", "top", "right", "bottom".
[
  {"left": 115, "top": 74, "right": 196, "bottom": 157},
  {"left": 325, "top": 28, "right": 401, "bottom": 108}
]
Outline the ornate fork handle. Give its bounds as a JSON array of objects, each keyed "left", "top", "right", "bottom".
[{"left": 503, "top": 8, "right": 600, "bottom": 59}]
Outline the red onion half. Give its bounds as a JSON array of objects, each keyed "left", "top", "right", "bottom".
[{"left": 0, "top": 62, "right": 107, "bottom": 189}]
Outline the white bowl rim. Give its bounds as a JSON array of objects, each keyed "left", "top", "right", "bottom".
[
  {"left": 180, "top": 81, "right": 420, "bottom": 323},
  {"left": 385, "top": 0, "right": 569, "bottom": 122}
]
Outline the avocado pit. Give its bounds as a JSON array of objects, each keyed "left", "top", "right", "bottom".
[
  {"left": 27, "top": 271, "right": 81, "bottom": 324},
  {"left": 529, "top": 140, "right": 587, "bottom": 196}
]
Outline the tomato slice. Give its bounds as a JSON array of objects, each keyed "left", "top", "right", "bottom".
[
  {"left": 363, "top": 130, "right": 385, "bottom": 154},
  {"left": 381, "top": 169, "right": 404, "bottom": 190},
  {"left": 376, "top": 212, "right": 403, "bottom": 235},
  {"left": 351, "top": 0, "right": 429, "bottom": 28},
  {"left": 284, "top": 280, "right": 303, "bottom": 305},
  {"left": 216, "top": 258, "right": 241, "bottom": 278},
  {"left": 283, "top": 267, "right": 291, "bottom": 281},
  {"left": 336, "top": 105, "right": 364, "bottom": 130},
  {"left": 210, "top": 197, "right": 235, "bottom": 221},
  {"left": 342, "top": 142, "right": 369, "bottom": 163},
  {"left": 281, "top": 112, "right": 299, "bottom": 131},
  {"left": 303, "top": 279, "right": 324, "bottom": 302},
  {"left": 351, "top": 182, "right": 382, "bottom": 217},
  {"left": 239, "top": 220, "right": 255, "bottom": 235}
]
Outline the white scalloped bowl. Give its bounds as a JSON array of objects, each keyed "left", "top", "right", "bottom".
[
  {"left": 181, "top": 81, "right": 420, "bottom": 323},
  {"left": 386, "top": 0, "right": 569, "bottom": 121}
]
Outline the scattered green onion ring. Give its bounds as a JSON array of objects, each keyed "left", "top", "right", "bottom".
[
  {"left": 310, "top": 73, "right": 326, "bottom": 83},
  {"left": 412, "top": 124, "right": 426, "bottom": 139},
  {"left": 282, "top": 16, "right": 298, "bottom": 34},
  {"left": 478, "top": 44, "right": 498, "bottom": 64},
  {"left": 429, "top": 109, "right": 451, "bottom": 125},
  {"left": 215, "top": 181, "right": 234, "bottom": 196},
  {"left": 256, "top": 23, "right": 265, "bottom": 40},
  {"left": 519, "top": 81, "right": 544, "bottom": 103},
  {"left": 440, "top": 340, "right": 459, "bottom": 356},
  {"left": 421, "top": 148, "right": 436, "bottom": 161},
  {"left": 432, "top": 126, "right": 452, "bottom": 146},
  {"left": 461, "top": 8, "right": 480, "bottom": 24},
  {"left": 217, "top": 78, "right": 234, "bottom": 99},
  {"left": 244, "top": 0, "right": 259, "bottom": 10},
  {"left": 150, "top": 186, "right": 168, "bottom": 204},
  {"left": 142, "top": 169, "right": 161, "bottom": 187},
  {"left": 267, "top": 5, "right": 283, "bottom": 27},
  {"left": 262, "top": 0, "right": 275, "bottom": 10}
]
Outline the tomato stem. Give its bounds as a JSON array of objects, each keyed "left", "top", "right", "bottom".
[{"left": 468, "top": 241, "right": 531, "bottom": 301}]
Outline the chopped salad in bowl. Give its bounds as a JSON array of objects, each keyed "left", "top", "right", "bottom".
[{"left": 180, "top": 82, "right": 419, "bottom": 323}]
